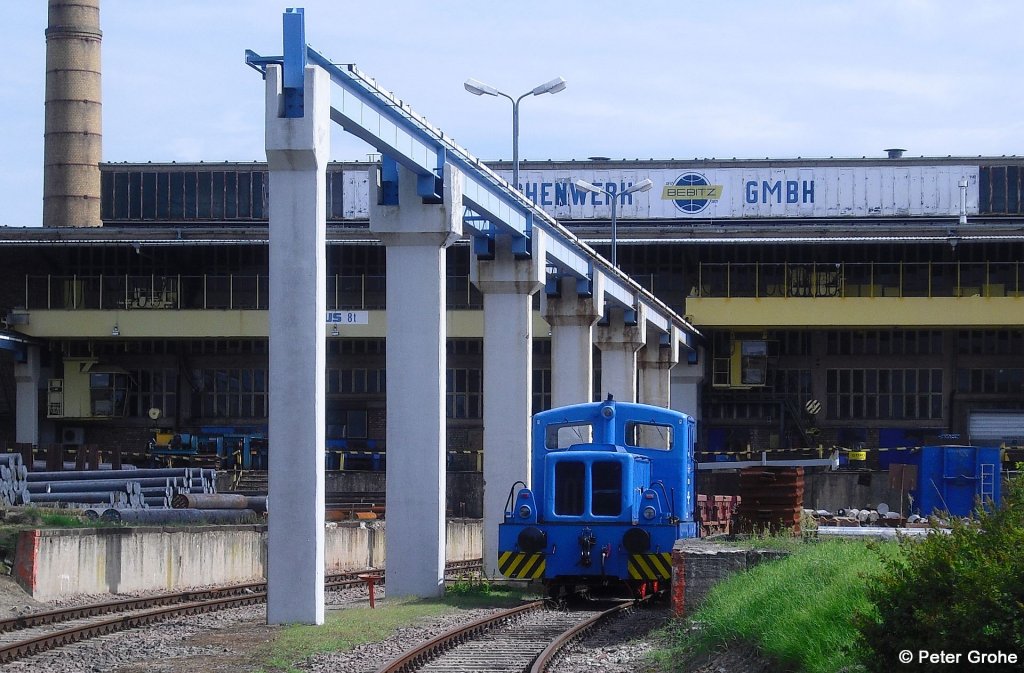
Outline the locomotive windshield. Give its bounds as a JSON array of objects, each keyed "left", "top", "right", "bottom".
[
  {"left": 552, "top": 459, "right": 623, "bottom": 517},
  {"left": 624, "top": 421, "right": 674, "bottom": 450},
  {"left": 544, "top": 422, "right": 593, "bottom": 449}
]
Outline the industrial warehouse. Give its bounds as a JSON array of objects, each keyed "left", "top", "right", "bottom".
[
  {"left": 0, "top": 2, "right": 1022, "bottom": 669},
  {"left": 2, "top": 155, "right": 1023, "bottom": 469}
]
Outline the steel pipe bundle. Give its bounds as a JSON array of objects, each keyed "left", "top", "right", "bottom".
[
  {"left": 0, "top": 453, "right": 30, "bottom": 506},
  {"left": 20, "top": 466, "right": 220, "bottom": 511}
]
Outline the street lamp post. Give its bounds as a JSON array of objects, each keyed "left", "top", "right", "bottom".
[
  {"left": 464, "top": 77, "right": 567, "bottom": 190},
  {"left": 573, "top": 178, "right": 654, "bottom": 268}
]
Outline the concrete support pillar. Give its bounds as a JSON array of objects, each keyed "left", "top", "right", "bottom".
[
  {"left": 594, "top": 305, "right": 646, "bottom": 402},
  {"left": 639, "top": 327, "right": 680, "bottom": 409},
  {"left": 265, "top": 64, "right": 330, "bottom": 625},
  {"left": 371, "top": 163, "right": 462, "bottom": 599},
  {"left": 671, "top": 348, "right": 704, "bottom": 419},
  {"left": 540, "top": 274, "right": 604, "bottom": 408},
  {"left": 470, "top": 233, "right": 545, "bottom": 578},
  {"left": 14, "top": 346, "right": 41, "bottom": 447}
]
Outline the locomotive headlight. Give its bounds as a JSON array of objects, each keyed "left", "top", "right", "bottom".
[
  {"left": 642, "top": 505, "right": 657, "bottom": 520},
  {"left": 518, "top": 505, "right": 532, "bottom": 518}
]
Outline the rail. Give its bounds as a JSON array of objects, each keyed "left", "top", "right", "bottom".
[
  {"left": 21, "top": 274, "right": 483, "bottom": 311},
  {"left": 0, "top": 559, "right": 483, "bottom": 665},
  {"left": 691, "top": 261, "right": 1024, "bottom": 299}
]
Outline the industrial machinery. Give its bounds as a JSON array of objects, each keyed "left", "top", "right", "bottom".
[
  {"left": 497, "top": 396, "right": 698, "bottom": 598},
  {"left": 149, "top": 420, "right": 267, "bottom": 470}
]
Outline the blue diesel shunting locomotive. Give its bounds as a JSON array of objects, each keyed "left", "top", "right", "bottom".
[{"left": 498, "top": 396, "right": 698, "bottom": 597}]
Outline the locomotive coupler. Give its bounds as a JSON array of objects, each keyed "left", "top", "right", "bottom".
[{"left": 578, "top": 527, "right": 597, "bottom": 567}]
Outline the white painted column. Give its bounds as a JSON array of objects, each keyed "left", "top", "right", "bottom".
[
  {"left": 14, "top": 345, "right": 40, "bottom": 446},
  {"left": 372, "top": 163, "right": 463, "bottom": 599},
  {"left": 671, "top": 350, "right": 704, "bottom": 419},
  {"left": 594, "top": 306, "right": 647, "bottom": 402},
  {"left": 540, "top": 274, "right": 604, "bottom": 408},
  {"left": 470, "top": 233, "right": 544, "bottom": 578},
  {"left": 265, "top": 64, "right": 329, "bottom": 625},
  {"left": 639, "top": 326, "right": 680, "bottom": 409}
]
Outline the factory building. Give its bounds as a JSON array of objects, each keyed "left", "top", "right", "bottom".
[{"left": 1, "top": 155, "right": 1023, "bottom": 470}]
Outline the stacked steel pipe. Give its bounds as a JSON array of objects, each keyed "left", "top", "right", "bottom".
[
  {"left": 0, "top": 454, "right": 30, "bottom": 506},
  {"left": 24, "top": 467, "right": 218, "bottom": 510}
]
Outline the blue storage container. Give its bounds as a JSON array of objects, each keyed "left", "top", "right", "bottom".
[{"left": 915, "top": 445, "right": 1001, "bottom": 517}]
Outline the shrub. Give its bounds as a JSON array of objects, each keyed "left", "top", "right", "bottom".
[{"left": 855, "top": 475, "right": 1024, "bottom": 671}]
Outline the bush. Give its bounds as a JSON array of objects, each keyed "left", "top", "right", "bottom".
[{"left": 856, "top": 475, "right": 1024, "bottom": 671}]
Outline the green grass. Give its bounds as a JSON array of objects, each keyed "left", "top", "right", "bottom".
[
  {"left": 256, "top": 590, "right": 533, "bottom": 673},
  {"left": 651, "top": 539, "right": 898, "bottom": 673}
]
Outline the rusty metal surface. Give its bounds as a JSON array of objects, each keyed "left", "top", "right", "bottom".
[
  {"left": 373, "top": 601, "right": 546, "bottom": 673},
  {"left": 529, "top": 601, "right": 636, "bottom": 673},
  {"left": 737, "top": 467, "right": 805, "bottom": 533}
]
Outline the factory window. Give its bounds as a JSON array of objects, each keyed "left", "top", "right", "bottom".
[
  {"left": 101, "top": 169, "right": 270, "bottom": 222},
  {"left": 956, "top": 329, "right": 1024, "bottom": 355},
  {"left": 532, "top": 369, "right": 551, "bottom": 414},
  {"left": 446, "top": 368, "right": 482, "bottom": 419},
  {"left": 591, "top": 461, "right": 622, "bottom": 516},
  {"left": 196, "top": 368, "right": 268, "bottom": 419},
  {"left": 327, "top": 409, "right": 368, "bottom": 439},
  {"left": 553, "top": 461, "right": 585, "bottom": 516},
  {"left": 826, "top": 330, "right": 943, "bottom": 356},
  {"left": 772, "top": 369, "right": 814, "bottom": 412},
  {"left": 89, "top": 372, "right": 131, "bottom": 417},
  {"left": 326, "top": 368, "right": 386, "bottom": 394},
  {"left": 956, "top": 368, "right": 1024, "bottom": 394},
  {"left": 447, "top": 339, "right": 483, "bottom": 355},
  {"left": 826, "top": 369, "right": 943, "bottom": 420},
  {"left": 127, "top": 368, "right": 178, "bottom": 419}
]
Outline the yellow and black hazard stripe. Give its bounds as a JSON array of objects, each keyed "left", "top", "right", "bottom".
[
  {"left": 628, "top": 552, "right": 672, "bottom": 581},
  {"left": 497, "top": 551, "right": 545, "bottom": 580}
]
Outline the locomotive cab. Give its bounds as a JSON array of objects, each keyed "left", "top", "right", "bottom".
[{"left": 498, "top": 398, "right": 698, "bottom": 597}]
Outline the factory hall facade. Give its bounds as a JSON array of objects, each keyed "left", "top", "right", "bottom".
[{"left": 1, "top": 156, "right": 1023, "bottom": 472}]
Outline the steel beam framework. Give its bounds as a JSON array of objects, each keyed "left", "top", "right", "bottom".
[{"left": 245, "top": 9, "right": 699, "bottom": 352}]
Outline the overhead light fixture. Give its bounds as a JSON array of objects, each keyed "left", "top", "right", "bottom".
[
  {"left": 572, "top": 178, "right": 654, "bottom": 268},
  {"left": 464, "top": 75, "right": 567, "bottom": 189},
  {"left": 111, "top": 323, "right": 120, "bottom": 337}
]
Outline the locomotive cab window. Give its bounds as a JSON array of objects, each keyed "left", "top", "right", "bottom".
[
  {"left": 591, "top": 461, "right": 622, "bottom": 516},
  {"left": 544, "top": 422, "right": 593, "bottom": 449},
  {"left": 554, "top": 461, "right": 585, "bottom": 515},
  {"left": 624, "top": 422, "right": 673, "bottom": 450}
]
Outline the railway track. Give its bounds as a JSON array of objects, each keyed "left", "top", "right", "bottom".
[
  {"left": 374, "top": 598, "right": 637, "bottom": 673},
  {"left": 0, "top": 559, "right": 483, "bottom": 665}
]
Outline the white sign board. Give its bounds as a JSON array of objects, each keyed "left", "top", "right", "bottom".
[
  {"left": 505, "top": 166, "right": 979, "bottom": 220},
  {"left": 326, "top": 311, "right": 368, "bottom": 324}
]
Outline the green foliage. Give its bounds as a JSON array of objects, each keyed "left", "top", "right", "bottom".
[
  {"left": 257, "top": 592, "right": 532, "bottom": 672},
  {"left": 652, "top": 540, "right": 893, "bottom": 673},
  {"left": 855, "top": 475, "right": 1024, "bottom": 671},
  {"left": 445, "top": 574, "right": 492, "bottom": 596}
]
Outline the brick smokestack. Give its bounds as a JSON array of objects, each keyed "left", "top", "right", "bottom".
[{"left": 43, "top": 0, "right": 102, "bottom": 228}]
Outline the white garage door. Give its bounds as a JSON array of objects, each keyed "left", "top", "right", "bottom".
[{"left": 969, "top": 411, "right": 1024, "bottom": 443}]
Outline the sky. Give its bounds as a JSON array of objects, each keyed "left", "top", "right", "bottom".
[{"left": 3, "top": 0, "right": 1023, "bottom": 228}]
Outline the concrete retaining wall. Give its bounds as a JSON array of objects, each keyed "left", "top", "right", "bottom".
[
  {"left": 16, "top": 519, "right": 482, "bottom": 600},
  {"left": 670, "top": 539, "right": 788, "bottom": 616}
]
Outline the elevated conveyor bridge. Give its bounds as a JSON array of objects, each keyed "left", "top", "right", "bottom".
[{"left": 245, "top": 8, "right": 699, "bottom": 351}]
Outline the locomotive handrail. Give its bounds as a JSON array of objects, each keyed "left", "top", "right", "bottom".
[
  {"left": 503, "top": 480, "right": 528, "bottom": 519},
  {"left": 650, "top": 479, "right": 675, "bottom": 520}
]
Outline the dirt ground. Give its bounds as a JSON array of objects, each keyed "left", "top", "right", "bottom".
[{"left": 0, "top": 576, "right": 778, "bottom": 673}]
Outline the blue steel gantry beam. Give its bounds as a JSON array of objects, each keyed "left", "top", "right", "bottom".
[{"left": 244, "top": 9, "right": 699, "bottom": 352}]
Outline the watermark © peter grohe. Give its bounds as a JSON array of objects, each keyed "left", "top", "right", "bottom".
[{"left": 899, "top": 650, "right": 1019, "bottom": 665}]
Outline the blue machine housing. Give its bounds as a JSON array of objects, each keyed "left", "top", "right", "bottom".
[{"left": 498, "top": 397, "right": 697, "bottom": 594}]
